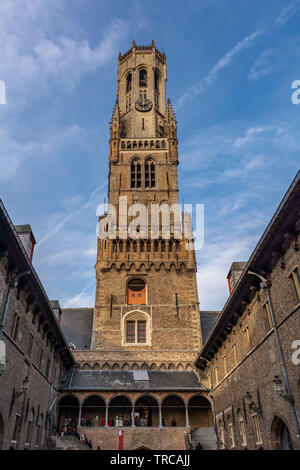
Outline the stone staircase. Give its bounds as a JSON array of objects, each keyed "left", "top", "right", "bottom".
[
  {"left": 191, "top": 427, "right": 218, "bottom": 450},
  {"left": 46, "top": 435, "right": 91, "bottom": 450}
]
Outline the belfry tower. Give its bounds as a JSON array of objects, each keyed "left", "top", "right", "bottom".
[
  {"left": 61, "top": 42, "right": 214, "bottom": 450},
  {"left": 92, "top": 40, "right": 203, "bottom": 365}
]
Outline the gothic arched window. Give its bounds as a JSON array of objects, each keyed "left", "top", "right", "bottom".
[
  {"left": 139, "top": 69, "right": 147, "bottom": 87},
  {"left": 127, "top": 278, "right": 146, "bottom": 305},
  {"left": 131, "top": 158, "right": 141, "bottom": 188},
  {"left": 126, "top": 73, "right": 132, "bottom": 93},
  {"left": 145, "top": 159, "right": 155, "bottom": 188},
  {"left": 123, "top": 310, "right": 150, "bottom": 345}
]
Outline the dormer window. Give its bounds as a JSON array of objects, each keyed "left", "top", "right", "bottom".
[{"left": 139, "top": 69, "right": 147, "bottom": 87}]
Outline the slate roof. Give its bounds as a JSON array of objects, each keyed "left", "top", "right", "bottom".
[
  {"left": 200, "top": 311, "right": 220, "bottom": 345},
  {"left": 60, "top": 308, "right": 94, "bottom": 350},
  {"left": 60, "top": 370, "right": 205, "bottom": 392}
]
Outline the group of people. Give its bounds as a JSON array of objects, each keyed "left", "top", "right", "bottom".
[
  {"left": 59, "top": 418, "right": 79, "bottom": 437},
  {"left": 80, "top": 433, "right": 93, "bottom": 449},
  {"left": 80, "top": 415, "right": 178, "bottom": 427},
  {"left": 58, "top": 418, "right": 92, "bottom": 449}
]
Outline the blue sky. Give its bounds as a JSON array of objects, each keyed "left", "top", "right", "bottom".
[{"left": 0, "top": 0, "right": 300, "bottom": 310}]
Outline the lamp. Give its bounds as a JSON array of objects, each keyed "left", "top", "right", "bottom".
[
  {"left": 244, "top": 392, "right": 261, "bottom": 414},
  {"left": 244, "top": 392, "right": 252, "bottom": 406},
  {"left": 273, "top": 376, "right": 294, "bottom": 404}
]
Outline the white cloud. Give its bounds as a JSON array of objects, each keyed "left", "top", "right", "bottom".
[
  {"left": 0, "top": 0, "right": 129, "bottom": 102},
  {"left": 274, "top": 0, "right": 300, "bottom": 30},
  {"left": 248, "top": 49, "right": 276, "bottom": 81},
  {"left": 0, "top": 123, "right": 87, "bottom": 182},
  {"left": 176, "top": 29, "right": 264, "bottom": 108},
  {"left": 63, "top": 280, "right": 95, "bottom": 308},
  {"left": 176, "top": 1, "right": 300, "bottom": 108},
  {"left": 197, "top": 234, "right": 258, "bottom": 310}
]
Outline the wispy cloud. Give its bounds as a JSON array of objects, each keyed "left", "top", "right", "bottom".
[
  {"left": 176, "top": 29, "right": 264, "bottom": 108},
  {"left": 176, "top": 1, "right": 300, "bottom": 107},
  {"left": 248, "top": 49, "right": 276, "bottom": 81},
  {"left": 37, "top": 183, "right": 106, "bottom": 247},
  {"left": 0, "top": 124, "right": 87, "bottom": 182},
  {"left": 274, "top": 0, "right": 300, "bottom": 30},
  {"left": 0, "top": 0, "right": 130, "bottom": 103},
  {"left": 63, "top": 279, "right": 95, "bottom": 308}
]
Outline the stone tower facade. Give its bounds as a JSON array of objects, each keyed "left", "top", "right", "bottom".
[{"left": 86, "top": 40, "right": 203, "bottom": 371}]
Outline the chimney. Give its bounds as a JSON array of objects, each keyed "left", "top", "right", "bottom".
[
  {"left": 227, "top": 262, "right": 247, "bottom": 295},
  {"left": 15, "top": 225, "right": 36, "bottom": 262},
  {"left": 50, "top": 300, "right": 62, "bottom": 325}
]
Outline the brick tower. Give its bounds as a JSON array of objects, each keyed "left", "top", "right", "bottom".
[
  {"left": 60, "top": 42, "right": 213, "bottom": 450},
  {"left": 91, "top": 40, "right": 203, "bottom": 367}
]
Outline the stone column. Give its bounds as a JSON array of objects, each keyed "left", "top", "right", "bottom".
[
  {"left": 78, "top": 406, "right": 82, "bottom": 428},
  {"left": 132, "top": 405, "right": 135, "bottom": 427},
  {"left": 185, "top": 404, "right": 190, "bottom": 428},
  {"left": 105, "top": 404, "right": 108, "bottom": 427}
]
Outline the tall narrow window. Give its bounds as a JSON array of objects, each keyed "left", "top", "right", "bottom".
[
  {"left": 252, "top": 414, "right": 262, "bottom": 444},
  {"left": 131, "top": 159, "right": 141, "bottom": 188},
  {"left": 150, "top": 162, "right": 155, "bottom": 187},
  {"left": 289, "top": 267, "right": 300, "bottom": 303},
  {"left": 126, "top": 321, "right": 135, "bottom": 343},
  {"left": 12, "top": 414, "right": 21, "bottom": 442},
  {"left": 232, "top": 343, "right": 238, "bottom": 366},
  {"left": 139, "top": 69, "right": 147, "bottom": 87},
  {"left": 11, "top": 313, "right": 20, "bottom": 341},
  {"left": 214, "top": 366, "right": 219, "bottom": 385},
  {"left": 126, "top": 73, "right": 132, "bottom": 93},
  {"left": 39, "top": 348, "right": 43, "bottom": 369},
  {"left": 229, "top": 422, "right": 235, "bottom": 448},
  {"left": 263, "top": 301, "right": 273, "bottom": 330},
  {"left": 223, "top": 355, "right": 227, "bottom": 376},
  {"left": 27, "top": 334, "right": 34, "bottom": 357},
  {"left": 154, "top": 70, "right": 159, "bottom": 91},
  {"left": 244, "top": 326, "right": 252, "bottom": 349},
  {"left": 137, "top": 320, "right": 146, "bottom": 343},
  {"left": 239, "top": 417, "right": 247, "bottom": 446}
]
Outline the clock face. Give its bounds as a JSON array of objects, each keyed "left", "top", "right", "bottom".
[{"left": 135, "top": 98, "right": 153, "bottom": 112}]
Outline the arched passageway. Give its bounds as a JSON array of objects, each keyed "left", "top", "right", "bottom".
[
  {"left": 188, "top": 395, "right": 213, "bottom": 429},
  {"left": 271, "top": 416, "right": 293, "bottom": 450},
  {"left": 81, "top": 395, "right": 106, "bottom": 427},
  {"left": 58, "top": 395, "right": 79, "bottom": 429},
  {"left": 108, "top": 396, "right": 132, "bottom": 426},
  {"left": 134, "top": 395, "right": 159, "bottom": 427},
  {"left": 161, "top": 395, "right": 186, "bottom": 427}
]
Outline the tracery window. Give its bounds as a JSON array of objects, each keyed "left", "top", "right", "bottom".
[
  {"left": 145, "top": 159, "right": 155, "bottom": 188},
  {"left": 131, "top": 158, "right": 141, "bottom": 188}
]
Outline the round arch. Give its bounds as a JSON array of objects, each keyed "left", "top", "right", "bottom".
[
  {"left": 81, "top": 395, "right": 106, "bottom": 427},
  {"left": 270, "top": 416, "right": 293, "bottom": 450},
  {"left": 188, "top": 394, "right": 213, "bottom": 430},
  {"left": 58, "top": 394, "right": 80, "bottom": 430},
  {"left": 108, "top": 395, "right": 133, "bottom": 427},
  {"left": 161, "top": 394, "right": 186, "bottom": 427},
  {"left": 134, "top": 394, "right": 159, "bottom": 427}
]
